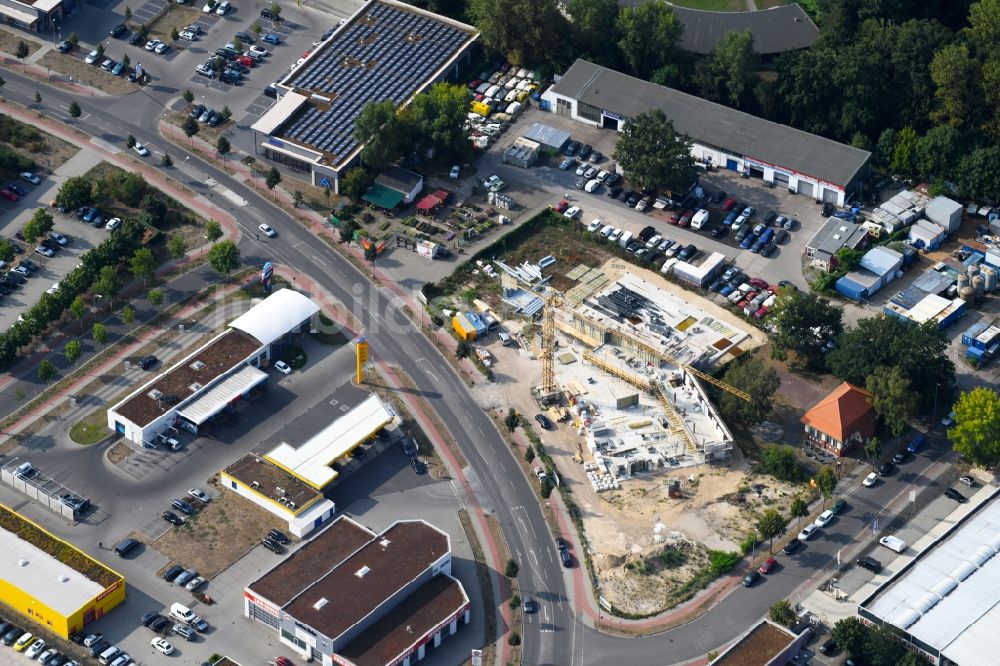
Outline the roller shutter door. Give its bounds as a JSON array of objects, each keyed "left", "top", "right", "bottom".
[
  {"left": 797, "top": 181, "right": 815, "bottom": 197},
  {"left": 773, "top": 171, "right": 790, "bottom": 187},
  {"left": 822, "top": 187, "right": 840, "bottom": 204}
]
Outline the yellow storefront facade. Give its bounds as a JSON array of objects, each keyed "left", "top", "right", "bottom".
[{"left": 0, "top": 504, "right": 125, "bottom": 638}]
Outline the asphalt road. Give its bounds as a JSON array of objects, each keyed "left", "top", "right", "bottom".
[{"left": 0, "top": 69, "right": 963, "bottom": 665}]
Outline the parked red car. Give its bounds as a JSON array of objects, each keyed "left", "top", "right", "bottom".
[
  {"left": 236, "top": 55, "right": 254, "bottom": 67},
  {"left": 749, "top": 278, "right": 769, "bottom": 290},
  {"left": 753, "top": 307, "right": 769, "bottom": 319},
  {"left": 678, "top": 209, "right": 695, "bottom": 227},
  {"left": 758, "top": 557, "right": 777, "bottom": 574},
  {"left": 0, "top": 189, "right": 18, "bottom": 202},
  {"left": 553, "top": 199, "right": 570, "bottom": 213},
  {"left": 667, "top": 211, "right": 681, "bottom": 225},
  {"left": 721, "top": 197, "right": 737, "bottom": 211}
]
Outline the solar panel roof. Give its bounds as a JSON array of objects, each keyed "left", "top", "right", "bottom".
[{"left": 275, "top": 0, "right": 476, "bottom": 165}]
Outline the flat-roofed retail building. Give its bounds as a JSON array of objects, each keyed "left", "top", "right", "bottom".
[
  {"left": 0, "top": 504, "right": 125, "bottom": 638},
  {"left": 245, "top": 516, "right": 470, "bottom": 666},
  {"left": 106, "top": 289, "right": 319, "bottom": 446}
]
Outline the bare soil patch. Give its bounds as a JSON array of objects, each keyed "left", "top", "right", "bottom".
[
  {"left": 0, "top": 109, "right": 79, "bottom": 178},
  {"left": 37, "top": 52, "right": 140, "bottom": 96},
  {"left": 151, "top": 488, "right": 286, "bottom": 579},
  {"left": 147, "top": 5, "right": 202, "bottom": 42},
  {"left": 0, "top": 28, "right": 42, "bottom": 57},
  {"left": 108, "top": 440, "right": 131, "bottom": 465}
]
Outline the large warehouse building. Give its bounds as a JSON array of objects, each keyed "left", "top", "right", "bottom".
[
  {"left": 250, "top": 0, "right": 478, "bottom": 190},
  {"left": 244, "top": 516, "right": 470, "bottom": 666},
  {"left": 0, "top": 504, "right": 125, "bottom": 638},
  {"left": 669, "top": 3, "right": 819, "bottom": 55},
  {"left": 107, "top": 289, "right": 319, "bottom": 446},
  {"left": 541, "top": 59, "right": 871, "bottom": 206},
  {"left": 858, "top": 490, "right": 1000, "bottom": 665}
]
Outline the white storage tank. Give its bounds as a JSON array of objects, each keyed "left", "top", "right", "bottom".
[
  {"left": 973, "top": 274, "right": 986, "bottom": 300},
  {"left": 983, "top": 266, "right": 998, "bottom": 292}
]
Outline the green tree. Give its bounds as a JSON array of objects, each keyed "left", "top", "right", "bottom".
[
  {"left": 768, "top": 600, "right": 795, "bottom": 627},
  {"left": 716, "top": 355, "right": 780, "bottom": 426},
  {"left": 70, "top": 296, "right": 85, "bottom": 331},
  {"left": 467, "top": 0, "right": 569, "bottom": 69},
  {"left": 67, "top": 32, "right": 78, "bottom": 46},
  {"left": 64, "top": 339, "right": 81, "bottom": 367},
  {"left": 789, "top": 495, "right": 809, "bottom": 529},
  {"left": 827, "top": 317, "right": 955, "bottom": 412},
  {"left": 949, "top": 387, "right": 1000, "bottom": 467},
  {"left": 95, "top": 42, "right": 104, "bottom": 57},
  {"left": 16, "top": 40, "right": 28, "bottom": 65},
  {"left": 232, "top": 37, "right": 242, "bottom": 52},
  {"left": 929, "top": 43, "right": 980, "bottom": 128},
  {"left": 216, "top": 135, "right": 231, "bottom": 162},
  {"left": 504, "top": 558, "right": 519, "bottom": 577},
  {"left": 914, "top": 125, "right": 963, "bottom": 179},
  {"left": 695, "top": 29, "right": 759, "bottom": 109},
  {"left": 834, "top": 246, "right": 864, "bottom": 272},
  {"left": 269, "top": 2, "right": 281, "bottom": 19},
  {"left": 265, "top": 167, "right": 281, "bottom": 198},
  {"left": 293, "top": 190, "right": 303, "bottom": 208},
  {"left": 95, "top": 265, "right": 122, "bottom": 304},
  {"left": 616, "top": 0, "right": 685, "bottom": 83},
  {"left": 831, "top": 617, "right": 867, "bottom": 659},
  {"left": 504, "top": 408, "right": 520, "bottom": 432},
  {"left": 138, "top": 24, "right": 148, "bottom": 40},
  {"left": 340, "top": 168, "right": 373, "bottom": 202},
  {"left": 865, "top": 621, "right": 912, "bottom": 666},
  {"left": 222, "top": 105, "right": 232, "bottom": 120},
  {"left": 0, "top": 76, "right": 5, "bottom": 96},
  {"left": 34, "top": 91, "right": 41, "bottom": 105},
  {"left": 129, "top": 247, "right": 156, "bottom": 286},
  {"left": 126, "top": 134, "right": 136, "bottom": 149},
  {"left": 205, "top": 219, "right": 223, "bottom": 243},
  {"left": 124, "top": 5, "right": 131, "bottom": 21},
  {"left": 92, "top": 323, "right": 108, "bottom": 346},
  {"left": 567, "top": 0, "right": 621, "bottom": 66},
  {"left": 769, "top": 290, "right": 843, "bottom": 371},
  {"left": 182, "top": 116, "right": 199, "bottom": 140},
  {"left": 23, "top": 208, "right": 54, "bottom": 243},
  {"left": 612, "top": 109, "right": 695, "bottom": 194},
  {"left": 170, "top": 27, "right": 180, "bottom": 42},
  {"left": 36, "top": 359, "right": 57, "bottom": 384},
  {"left": 162, "top": 153, "right": 173, "bottom": 167},
  {"left": 890, "top": 126, "right": 918, "bottom": 175},
  {"left": 864, "top": 436, "right": 882, "bottom": 469},
  {"left": 56, "top": 176, "right": 90, "bottom": 209},
  {"left": 0, "top": 239, "right": 15, "bottom": 262},
  {"left": 406, "top": 83, "right": 475, "bottom": 160},
  {"left": 251, "top": 20, "right": 262, "bottom": 38},
  {"left": 456, "top": 340, "right": 472, "bottom": 359},
  {"left": 363, "top": 244, "right": 378, "bottom": 276},
  {"left": 957, "top": 146, "right": 1000, "bottom": 199},
  {"left": 756, "top": 508, "right": 789, "bottom": 553},
  {"left": 339, "top": 220, "right": 359, "bottom": 244},
  {"left": 183, "top": 89, "right": 194, "bottom": 105},
  {"left": 815, "top": 467, "right": 837, "bottom": 509},
  {"left": 755, "top": 445, "right": 804, "bottom": 482},
  {"left": 353, "top": 99, "right": 410, "bottom": 171},
  {"left": 867, "top": 365, "right": 919, "bottom": 436},
  {"left": 207, "top": 240, "right": 241, "bottom": 277},
  {"left": 148, "top": 289, "right": 164, "bottom": 307},
  {"left": 121, "top": 305, "right": 134, "bottom": 331},
  {"left": 167, "top": 234, "right": 186, "bottom": 259},
  {"left": 68, "top": 101, "right": 81, "bottom": 120}
]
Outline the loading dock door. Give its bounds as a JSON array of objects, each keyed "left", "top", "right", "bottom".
[
  {"left": 797, "top": 180, "right": 814, "bottom": 198},
  {"left": 726, "top": 159, "right": 738, "bottom": 171},
  {"left": 601, "top": 115, "right": 619, "bottom": 131},
  {"left": 773, "top": 171, "right": 790, "bottom": 187},
  {"left": 749, "top": 166, "right": 765, "bottom": 179},
  {"left": 822, "top": 187, "right": 840, "bottom": 204}
]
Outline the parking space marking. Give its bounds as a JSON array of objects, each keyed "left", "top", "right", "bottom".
[
  {"left": 339, "top": 405, "right": 349, "bottom": 412},
  {"left": 328, "top": 398, "right": 339, "bottom": 406}
]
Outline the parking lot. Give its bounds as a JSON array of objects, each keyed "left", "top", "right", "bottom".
[{"left": 472, "top": 106, "right": 832, "bottom": 290}]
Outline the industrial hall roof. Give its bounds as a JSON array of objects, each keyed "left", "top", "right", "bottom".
[
  {"left": 801, "top": 382, "right": 875, "bottom": 442},
  {"left": 667, "top": 4, "right": 819, "bottom": 55},
  {"left": 549, "top": 59, "right": 871, "bottom": 188}
]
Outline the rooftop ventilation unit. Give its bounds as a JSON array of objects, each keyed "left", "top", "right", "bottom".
[
  {"left": 191, "top": 360, "right": 206, "bottom": 370},
  {"left": 57, "top": 574, "right": 69, "bottom": 583},
  {"left": 355, "top": 565, "right": 371, "bottom": 578},
  {"left": 189, "top": 383, "right": 204, "bottom": 392},
  {"left": 148, "top": 389, "right": 164, "bottom": 400},
  {"left": 379, "top": 538, "right": 391, "bottom": 548},
  {"left": 313, "top": 598, "right": 328, "bottom": 611}
]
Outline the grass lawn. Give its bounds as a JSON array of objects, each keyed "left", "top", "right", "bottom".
[
  {"left": 670, "top": 0, "right": 747, "bottom": 11},
  {"left": 756, "top": 0, "right": 787, "bottom": 8},
  {"left": 0, "top": 28, "right": 42, "bottom": 58},
  {"left": 69, "top": 411, "right": 110, "bottom": 445}
]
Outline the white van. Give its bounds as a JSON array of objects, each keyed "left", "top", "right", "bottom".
[
  {"left": 584, "top": 179, "right": 601, "bottom": 193},
  {"left": 619, "top": 230, "right": 633, "bottom": 249},
  {"left": 98, "top": 646, "right": 121, "bottom": 665},
  {"left": 498, "top": 331, "right": 512, "bottom": 346},
  {"left": 599, "top": 224, "right": 614, "bottom": 238},
  {"left": 170, "top": 602, "right": 195, "bottom": 624},
  {"left": 879, "top": 535, "right": 906, "bottom": 553},
  {"left": 484, "top": 85, "right": 501, "bottom": 99},
  {"left": 691, "top": 209, "right": 710, "bottom": 230}
]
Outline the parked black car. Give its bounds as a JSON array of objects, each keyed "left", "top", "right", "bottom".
[
  {"left": 878, "top": 461, "right": 895, "bottom": 476},
  {"left": 944, "top": 487, "right": 967, "bottom": 503},
  {"left": 563, "top": 140, "right": 580, "bottom": 156},
  {"left": 534, "top": 413, "right": 553, "bottom": 430},
  {"left": 114, "top": 537, "right": 140, "bottom": 557},
  {"left": 857, "top": 555, "right": 883, "bottom": 573},
  {"left": 163, "top": 565, "right": 184, "bottom": 582},
  {"left": 162, "top": 510, "right": 184, "bottom": 526},
  {"left": 261, "top": 537, "right": 284, "bottom": 554},
  {"left": 268, "top": 528, "right": 290, "bottom": 544},
  {"left": 172, "top": 499, "right": 196, "bottom": 515},
  {"left": 783, "top": 538, "right": 801, "bottom": 554},
  {"left": 138, "top": 355, "right": 158, "bottom": 370},
  {"left": 411, "top": 458, "right": 427, "bottom": 475},
  {"left": 110, "top": 23, "right": 127, "bottom": 37}
]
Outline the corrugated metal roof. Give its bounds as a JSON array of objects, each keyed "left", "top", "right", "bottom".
[
  {"left": 549, "top": 59, "right": 870, "bottom": 187},
  {"left": 177, "top": 364, "right": 269, "bottom": 425},
  {"left": 522, "top": 123, "right": 571, "bottom": 150}
]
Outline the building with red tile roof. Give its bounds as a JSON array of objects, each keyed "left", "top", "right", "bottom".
[{"left": 801, "top": 382, "right": 875, "bottom": 456}]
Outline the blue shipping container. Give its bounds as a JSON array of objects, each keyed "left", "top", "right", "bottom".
[{"left": 836, "top": 276, "right": 867, "bottom": 301}]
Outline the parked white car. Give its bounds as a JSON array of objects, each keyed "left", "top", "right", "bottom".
[
  {"left": 587, "top": 218, "right": 602, "bottom": 232},
  {"left": 863, "top": 472, "right": 879, "bottom": 487},
  {"left": 563, "top": 206, "right": 581, "bottom": 220},
  {"left": 797, "top": 524, "right": 818, "bottom": 541},
  {"left": 814, "top": 510, "right": 834, "bottom": 527}
]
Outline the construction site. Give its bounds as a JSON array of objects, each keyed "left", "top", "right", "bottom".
[{"left": 453, "top": 247, "right": 779, "bottom": 615}]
